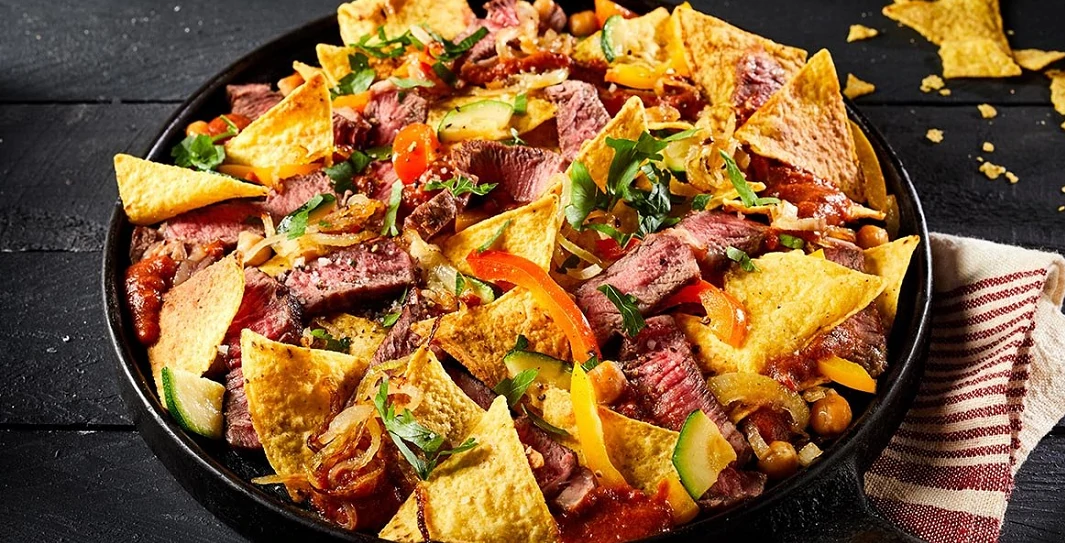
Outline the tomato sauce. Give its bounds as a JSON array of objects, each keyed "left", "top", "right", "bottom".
[
  {"left": 460, "top": 51, "right": 571, "bottom": 86},
  {"left": 747, "top": 155, "right": 853, "bottom": 226},
  {"left": 125, "top": 254, "right": 179, "bottom": 345},
  {"left": 555, "top": 486, "right": 673, "bottom": 543}
]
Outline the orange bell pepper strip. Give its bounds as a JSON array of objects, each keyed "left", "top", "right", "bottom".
[
  {"left": 818, "top": 356, "right": 877, "bottom": 393},
  {"left": 332, "top": 90, "right": 373, "bottom": 113},
  {"left": 661, "top": 281, "right": 749, "bottom": 347},
  {"left": 594, "top": 0, "right": 636, "bottom": 27},
  {"left": 571, "top": 365, "right": 628, "bottom": 488},
  {"left": 392, "top": 123, "right": 440, "bottom": 184},
  {"left": 466, "top": 250, "right": 602, "bottom": 361}
]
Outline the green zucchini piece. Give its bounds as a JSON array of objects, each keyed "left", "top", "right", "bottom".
[
  {"left": 672, "top": 409, "right": 738, "bottom": 498},
  {"left": 504, "top": 350, "right": 572, "bottom": 390},
  {"left": 162, "top": 367, "right": 225, "bottom": 440},
  {"left": 601, "top": 15, "right": 622, "bottom": 63},
  {"left": 438, "top": 100, "right": 514, "bottom": 143}
]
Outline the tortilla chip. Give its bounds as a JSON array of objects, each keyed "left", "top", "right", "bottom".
[
  {"left": 863, "top": 236, "right": 921, "bottom": 328},
  {"left": 847, "top": 24, "right": 879, "bottom": 42},
  {"left": 573, "top": 8, "right": 672, "bottom": 65},
  {"left": 570, "top": 97, "right": 647, "bottom": 190},
  {"left": 920, "top": 74, "right": 946, "bottom": 93},
  {"left": 312, "top": 313, "right": 387, "bottom": 360},
  {"left": 402, "top": 347, "right": 485, "bottom": 443},
  {"left": 292, "top": 61, "right": 323, "bottom": 83},
  {"left": 338, "top": 0, "right": 474, "bottom": 44},
  {"left": 225, "top": 73, "right": 333, "bottom": 168},
  {"left": 316, "top": 43, "right": 398, "bottom": 87},
  {"left": 442, "top": 193, "right": 562, "bottom": 275},
  {"left": 1048, "top": 70, "right": 1065, "bottom": 115},
  {"left": 849, "top": 120, "right": 888, "bottom": 214},
  {"left": 675, "top": 4, "right": 807, "bottom": 110},
  {"left": 113, "top": 154, "right": 269, "bottom": 226},
  {"left": 882, "top": 0, "right": 1019, "bottom": 78},
  {"left": 241, "top": 330, "right": 369, "bottom": 478},
  {"left": 843, "top": 73, "right": 876, "bottom": 99},
  {"left": 1013, "top": 49, "right": 1065, "bottom": 71},
  {"left": 380, "top": 396, "right": 559, "bottom": 543},
  {"left": 735, "top": 50, "right": 862, "bottom": 201},
  {"left": 679, "top": 251, "right": 884, "bottom": 374},
  {"left": 926, "top": 128, "right": 944, "bottom": 143},
  {"left": 432, "top": 288, "right": 570, "bottom": 387},
  {"left": 148, "top": 256, "right": 245, "bottom": 399},
  {"left": 427, "top": 94, "right": 557, "bottom": 138}
]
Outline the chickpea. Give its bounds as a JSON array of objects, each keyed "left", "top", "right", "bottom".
[
  {"left": 759, "top": 441, "right": 799, "bottom": 480},
  {"left": 185, "top": 120, "right": 210, "bottom": 137},
  {"left": 588, "top": 361, "right": 627, "bottom": 404},
  {"left": 856, "top": 224, "right": 889, "bottom": 249},
  {"left": 568, "top": 10, "right": 599, "bottom": 37},
  {"left": 810, "top": 391, "right": 852, "bottom": 438},
  {"left": 237, "top": 231, "right": 271, "bottom": 267},
  {"left": 533, "top": 0, "right": 557, "bottom": 20}
]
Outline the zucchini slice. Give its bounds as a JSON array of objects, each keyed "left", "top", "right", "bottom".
[
  {"left": 672, "top": 409, "right": 737, "bottom": 498},
  {"left": 437, "top": 100, "right": 514, "bottom": 143},
  {"left": 503, "top": 350, "right": 572, "bottom": 390},
  {"left": 161, "top": 367, "right": 225, "bottom": 440}
]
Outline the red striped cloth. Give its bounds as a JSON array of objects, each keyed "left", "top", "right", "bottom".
[{"left": 865, "top": 234, "right": 1065, "bottom": 543}]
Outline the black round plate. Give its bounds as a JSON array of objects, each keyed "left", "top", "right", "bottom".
[{"left": 103, "top": 6, "right": 933, "bottom": 542}]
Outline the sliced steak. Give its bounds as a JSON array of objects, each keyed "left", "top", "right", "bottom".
[
  {"left": 672, "top": 211, "right": 767, "bottom": 274},
  {"left": 619, "top": 315, "right": 749, "bottom": 461},
  {"left": 334, "top": 106, "right": 372, "bottom": 148},
  {"left": 732, "top": 49, "right": 790, "bottom": 126},
  {"left": 224, "top": 366, "right": 261, "bottom": 449},
  {"left": 369, "top": 289, "right": 428, "bottom": 367},
  {"left": 545, "top": 80, "right": 611, "bottom": 161},
  {"left": 575, "top": 233, "right": 700, "bottom": 344},
  {"left": 699, "top": 467, "right": 766, "bottom": 509},
  {"left": 223, "top": 268, "right": 303, "bottom": 367},
  {"left": 226, "top": 83, "right": 282, "bottom": 121},
  {"left": 553, "top": 467, "right": 598, "bottom": 512},
  {"left": 446, "top": 365, "right": 497, "bottom": 410},
  {"left": 365, "top": 161, "right": 402, "bottom": 203},
  {"left": 515, "top": 416, "right": 578, "bottom": 499},
  {"left": 450, "top": 140, "right": 563, "bottom": 203},
  {"left": 163, "top": 201, "right": 264, "bottom": 247},
  {"left": 484, "top": 0, "right": 520, "bottom": 30},
  {"left": 285, "top": 241, "right": 416, "bottom": 315},
  {"left": 260, "top": 170, "right": 335, "bottom": 219},
  {"left": 364, "top": 82, "right": 429, "bottom": 147},
  {"left": 820, "top": 238, "right": 866, "bottom": 271},
  {"left": 130, "top": 226, "right": 163, "bottom": 262},
  {"left": 404, "top": 190, "right": 464, "bottom": 239}
]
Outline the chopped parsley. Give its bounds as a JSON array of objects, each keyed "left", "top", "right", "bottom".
[
  {"left": 380, "top": 181, "right": 404, "bottom": 237},
  {"left": 719, "top": 150, "right": 779, "bottom": 208},
  {"left": 779, "top": 234, "right": 805, "bottom": 250},
  {"left": 277, "top": 194, "right": 336, "bottom": 239},
  {"left": 310, "top": 329, "right": 352, "bottom": 353},
  {"left": 323, "top": 150, "right": 372, "bottom": 193},
  {"left": 476, "top": 219, "right": 512, "bottom": 253},
  {"left": 597, "top": 284, "right": 645, "bottom": 337},
  {"left": 353, "top": 27, "right": 416, "bottom": 59},
  {"left": 431, "top": 61, "right": 457, "bottom": 87},
  {"left": 429, "top": 26, "right": 489, "bottom": 61},
  {"left": 691, "top": 193, "right": 712, "bottom": 211},
  {"left": 493, "top": 369, "right": 539, "bottom": 408},
  {"left": 424, "top": 175, "right": 497, "bottom": 197},
  {"left": 512, "top": 93, "right": 528, "bottom": 115},
  {"left": 171, "top": 118, "right": 238, "bottom": 171},
  {"left": 375, "top": 377, "right": 477, "bottom": 480},
  {"left": 331, "top": 52, "right": 375, "bottom": 98},
  {"left": 726, "top": 246, "right": 758, "bottom": 272}
]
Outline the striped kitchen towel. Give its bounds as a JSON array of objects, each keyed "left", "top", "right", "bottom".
[{"left": 864, "top": 233, "right": 1065, "bottom": 543}]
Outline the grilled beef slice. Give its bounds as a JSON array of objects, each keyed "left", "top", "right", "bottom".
[
  {"left": 404, "top": 190, "right": 466, "bottom": 239},
  {"left": 450, "top": 140, "right": 564, "bottom": 203},
  {"left": 285, "top": 240, "right": 416, "bottom": 316},
  {"left": 222, "top": 268, "right": 303, "bottom": 365},
  {"left": 223, "top": 366, "right": 261, "bottom": 449},
  {"left": 333, "top": 106, "right": 372, "bottom": 148},
  {"left": 260, "top": 170, "right": 336, "bottom": 220},
  {"left": 162, "top": 201, "right": 264, "bottom": 247},
  {"left": 672, "top": 211, "right": 767, "bottom": 274},
  {"left": 545, "top": 80, "right": 611, "bottom": 161},
  {"left": 226, "top": 83, "right": 282, "bottom": 121},
  {"left": 364, "top": 82, "right": 429, "bottom": 147}
]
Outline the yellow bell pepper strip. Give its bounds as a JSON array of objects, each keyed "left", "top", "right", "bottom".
[
  {"left": 818, "top": 355, "right": 877, "bottom": 393},
  {"left": 604, "top": 63, "right": 664, "bottom": 90},
  {"left": 660, "top": 475, "right": 700, "bottom": 524},
  {"left": 570, "top": 364, "right": 628, "bottom": 488},
  {"left": 661, "top": 280, "right": 749, "bottom": 347},
  {"left": 467, "top": 251, "right": 602, "bottom": 361},
  {"left": 217, "top": 163, "right": 321, "bottom": 187},
  {"left": 664, "top": 3, "right": 692, "bottom": 77}
]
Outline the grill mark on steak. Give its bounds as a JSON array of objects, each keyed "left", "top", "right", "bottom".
[
  {"left": 450, "top": 140, "right": 564, "bottom": 203},
  {"left": 224, "top": 366, "right": 261, "bottom": 449},
  {"left": 545, "top": 80, "right": 611, "bottom": 161},
  {"left": 162, "top": 201, "right": 264, "bottom": 247},
  {"left": 575, "top": 233, "right": 700, "bottom": 344},
  {"left": 226, "top": 83, "right": 282, "bottom": 121},
  {"left": 619, "top": 315, "right": 750, "bottom": 461},
  {"left": 284, "top": 241, "right": 416, "bottom": 316},
  {"left": 672, "top": 211, "right": 767, "bottom": 274},
  {"left": 260, "top": 170, "right": 335, "bottom": 220}
]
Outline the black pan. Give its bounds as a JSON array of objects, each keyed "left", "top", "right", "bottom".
[{"left": 102, "top": 3, "right": 934, "bottom": 541}]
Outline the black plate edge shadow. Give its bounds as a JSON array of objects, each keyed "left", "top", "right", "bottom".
[{"left": 102, "top": 6, "right": 933, "bottom": 543}]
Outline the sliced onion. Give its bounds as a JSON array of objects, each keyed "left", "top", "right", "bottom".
[
  {"left": 326, "top": 418, "right": 383, "bottom": 488},
  {"left": 557, "top": 235, "right": 603, "bottom": 267},
  {"left": 797, "top": 442, "right": 823, "bottom": 467},
  {"left": 566, "top": 263, "right": 603, "bottom": 281},
  {"left": 770, "top": 201, "right": 826, "bottom": 232},
  {"left": 319, "top": 405, "right": 374, "bottom": 446},
  {"left": 742, "top": 421, "right": 770, "bottom": 461},
  {"left": 306, "top": 231, "right": 376, "bottom": 247}
]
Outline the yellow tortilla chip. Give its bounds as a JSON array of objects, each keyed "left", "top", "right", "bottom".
[
  {"left": 940, "top": 39, "right": 1022, "bottom": 79},
  {"left": 1048, "top": 70, "right": 1065, "bottom": 116},
  {"left": 1013, "top": 49, "right": 1065, "bottom": 71},
  {"left": 113, "top": 154, "right": 269, "bottom": 225},
  {"left": 312, "top": 313, "right": 387, "bottom": 360},
  {"left": 241, "top": 330, "right": 369, "bottom": 478},
  {"left": 863, "top": 236, "right": 921, "bottom": 328},
  {"left": 432, "top": 288, "right": 570, "bottom": 387},
  {"left": 735, "top": 50, "right": 863, "bottom": 201},
  {"left": 225, "top": 73, "right": 333, "bottom": 169},
  {"left": 849, "top": 120, "right": 888, "bottom": 215},
  {"left": 570, "top": 97, "right": 647, "bottom": 189},
  {"left": 292, "top": 61, "right": 323, "bottom": 83},
  {"left": 148, "top": 256, "right": 245, "bottom": 399},
  {"left": 843, "top": 73, "right": 876, "bottom": 99},
  {"left": 847, "top": 24, "right": 879, "bottom": 42},
  {"left": 380, "top": 396, "right": 559, "bottom": 543},
  {"left": 675, "top": 4, "right": 807, "bottom": 110},
  {"left": 338, "top": 0, "right": 474, "bottom": 44},
  {"left": 442, "top": 193, "right": 562, "bottom": 275},
  {"left": 679, "top": 251, "right": 884, "bottom": 374},
  {"left": 573, "top": 8, "right": 672, "bottom": 65},
  {"left": 316, "top": 43, "right": 398, "bottom": 87},
  {"left": 402, "top": 347, "right": 485, "bottom": 443}
]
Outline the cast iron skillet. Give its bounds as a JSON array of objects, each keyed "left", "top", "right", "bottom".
[{"left": 103, "top": 2, "right": 933, "bottom": 541}]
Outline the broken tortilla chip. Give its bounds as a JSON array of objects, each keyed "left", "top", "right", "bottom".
[
  {"left": 338, "top": 0, "right": 474, "bottom": 44},
  {"left": 311, "top": 313, "right": 387, "bottom": 360},
  {"left": 1013, "top": 49, "right": 1065, "bottom": 72},
  {"left": 442, "top": 193, "right": 562, "bottom": 275},
  {"left": 570, "top": 96, "right": 647, "bottom": 190},
  {"left": 113, "top": 154, "right": 269, "bottom": 226},
  {"left": 863, "top": 236, "right": 921, "bottom": 328},
  {"left": 292, "top": 61, "right": 323, "bottom": 83},
  {"left": 1048, "top": 70, "right": 1065, "bottom": 115},
  {"left": 680, "top": 250, "right": 884, "bottom": 374},
  {"left": 225, "top": 73, "right": 333, "bottom": 169},
  {"left": 241, "top": 330, "right": 368, "bottom": 479},
  {"left": 674, "top": 4, "right": 807, "bottom": 111},
  {"left": 380, "top": 396, "right": 559, "bottom": 543},
  {"left": 432, "top": 288, "right": 570, "bottom": 387},
  {"left": 847, "top": 24, "right": 879, "bottom": 42},
  {"left": 736, "top": 49, "right": 863, "bottom": 201},
  {"left": 843, "top": 73, "right": 876, "bottom": 99},
  {"left": 148, "top": 256, "right": 245, "bottom": 400},
  {"left": 940, "top": 38, "right": 1022, "bottom": 79},
  {"left": 401, "top": 347, "right": 486, "bottom": 444},
  {"left": 317, "top": 43, "right": 397, "bottom": 87}
]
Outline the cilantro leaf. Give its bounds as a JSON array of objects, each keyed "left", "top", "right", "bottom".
[
  {"left": 605, "top": 133, "right": 669, "bottom": 207},
  {"left": 564, "top": 161, "right": 599, "bottom": 230},
  {"left": 381, "top": 288, "right": 408, "bottom": 327},
  {"left": 587, "top": 223, "right": 633, "bottom": 250},
  {"left": 277, "top": 194, "right": 336, "bottom": 239},
  {"left": 691, "top": 194, "right": 712, "bottom": 211},
  {"left": 726, "top": 246, "right": 758, "bottom": 272},
  {"left": 597, "top": 284, "right": 645, "bottom": 337},
  {"left": 433, "top": 26, "right": 489, "bottom": 61},
  {"left": 331, "top": 53, "right": 375, "bottom": 98},
  {"left": 310, "top": 329, "right": 352, "bottom": 353},
  {"left": 431, "top": 61, "right": 457, "bottom": 86},
  {"left": 493, "top": 369, "right": 539, "bottom": 408},
  {"left": 580, "top": 354, "right": 601, "bottom": 372},
  {"left": 778, "top": 234, "right": 805, "bottom": 250},
  {"left": 323, "top": 150, "right": 371, "bottom": 193},
  {"left": 523, "top": 405, "right": 570, "bottom": 438},
  {"left": 719, "top": 150, "right": 780, "bottom": 208},
  {"left": 381, "top": 181, "right": 404, "bottom": 236},
  {"left": 390, "top": 77, "right": 434, "bottom": 89},
  {"left": 423, "top": 176, "right": 497, "bottom": 197},
  {"left": 513, "top": 93, "right": 528, "bottom": 115},
  {"left": 364, "top": 145, "right": 393, "bottom": 160},
  {"left": 476, "top": 219, "right": 512, "bottom": 253},
  {"left": 170, "top": 121, "right": 237, "bottom": 171},
  {"left": 354, "top": 27, "right": 414, "bottom": 59},
  {"left": 659, "top": 128, "right": 700, "bottom": 142}
]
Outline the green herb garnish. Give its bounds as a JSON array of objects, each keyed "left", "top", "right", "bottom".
[
  {"left": 779, "top": 234, "right": 805, "bottom": 250},
  {"left": 381, "top": 181, "right": 404, "bottom": 236},
  {"left": 277, "top": 194, "right": 336, "bottom": 239},
  {"left": 523, "top": 404, "right": 570, "bottom": 438},
  {"left": 580, "top": 354, "right": 601, "bottom": 372},
  {"left": 354, "top": 27, "right": 415, "bottom": 59},
  {"left": 476, "top": 219, "right": 512, "bottom": 253},
  {"left": 323, "top": 150, "right": 372, "bottom": 193},
  {"left": 726, "top": 246, "right": 758, "bottom": 272},
  {"left": 513, "top": 93, "right": 528, "bottom": 115},
  {"left": 170, "top": 120, "right": 238, "bottom": 171},
  {"left": 719, "top": 150, "right": 779, "bottom": 208},
  {"left": 431, "top": 61, "right": 457, "bottom": 86},
  {"left": 424, "top": 175, "right": 497, "bottom": 197},
  {"left": 691, "top": 194, "right": 712, "bottom": 211},
  {"left": 390, "top": 77, "right": 435, "bottom": 89},
  {"left": 493, "top": 369, "right": 539, "bottom": 408},
  {"left": 430, "top": 26, "right": 489, "bottom": 61},
  {"left": 597, "top": 284, "right": 645, "bottom": 337},
  {"left": 331, "top": 52, "right": 375, "bottom": 98},
  {"left": 310, "top": 329, "right": 352, "bottom": 353}
]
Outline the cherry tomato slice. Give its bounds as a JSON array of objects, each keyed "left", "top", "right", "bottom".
[{"left": 392, "top": 123, "right": 440, "bottom": 184}]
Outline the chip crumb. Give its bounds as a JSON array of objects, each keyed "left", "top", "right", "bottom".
[
  {"left": 1013, "top": 49, "right": 1065, "bottom": 71},
  {"left": 979, "top": 161, "right": 1006, "bottom": 180},
  {"left": 1048, "top": 70, "right": 1065, "bottom": 115},
  {"left": 982, "top": 142, "right": 995, "bottom": 152},
  {"left": 920, "top": 74, "right": 945, "bottom": 93},
  {"left": 843, "top": 73, "right": 876, "bottom": 99},
  {"left": 977, "top": 104, "right": 998, "bottom": 118},
  {"left": 1058, "top": 205, "right": 1064, "bottom": 212},
  {"left": 939, "top": 88, "right": 952, "bottom": 96},
  {"left": 1005, "top": 171, "right": 1019, "bottom": 184},
  {"left": 847, "top": 24, "right": 879, "bottom": 42},
  {"left": 976, "top": 156, "right": 984, "bottom": 162},
  {"left": 925, "top": 128, "right": 944, "bottom": 143}
]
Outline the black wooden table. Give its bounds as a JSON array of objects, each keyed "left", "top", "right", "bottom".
[{"left": 1, "top": 0, "right": 1063, "bottom": 540}]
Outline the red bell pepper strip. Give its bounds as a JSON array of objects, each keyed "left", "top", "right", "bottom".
[{"left": 662, "top": 280, "right": 749, "bottom": 348}]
